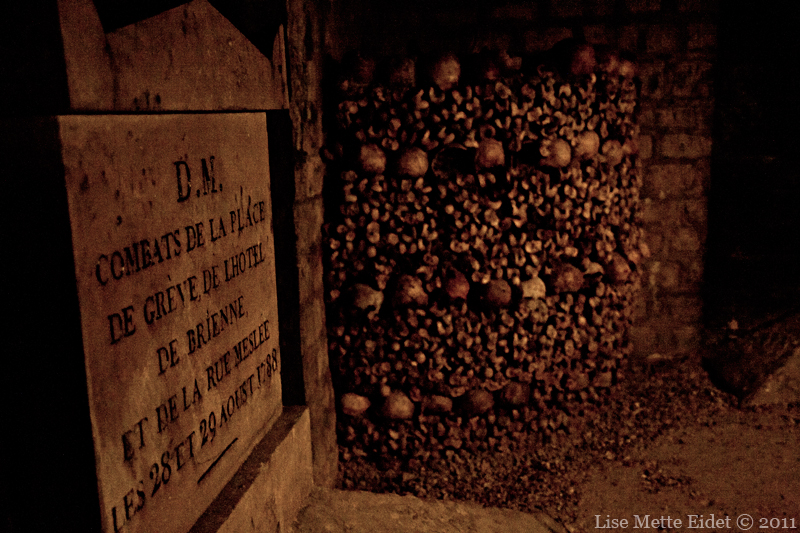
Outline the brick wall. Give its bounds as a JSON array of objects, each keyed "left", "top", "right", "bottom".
[
  {"left": 322, "top": 0, "right": 718, "bottom": 359},
  {"left": 625, "top": 5, "right": 716, "bottom": 358}
]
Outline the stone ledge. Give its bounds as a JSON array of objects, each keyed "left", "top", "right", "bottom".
[
  {"left": 703, "top": 311, "right": 800, "bottom": 406},
  {"left": 190, "top": 406, "right": 313, "bottom": 533},
  {"left": 292, "top": 488, "right": 568, "bottom": 533},
  {"left": 746, "top": 347, "right": 800, "bottom": 406}
]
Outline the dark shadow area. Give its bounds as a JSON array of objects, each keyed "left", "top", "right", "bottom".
[
  {"left": 93, "top": 0, "right": 188, "bottom": 32},
  {"left": 0, "top": 119, "right": 101, "bottom": 533},
  {"left": 267, "top": 110, "right": 307, "bottom": 407},
  {"left": 210, "top": 0, "right": 287, "bottom": 58},
  {"left": 0, "top": 2, "right": 70, "bottom": 115},
  {"left": 704, "top": 0, "right": 800, "bottom": 330}
]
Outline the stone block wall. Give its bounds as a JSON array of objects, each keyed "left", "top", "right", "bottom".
[
  {"left": 626, "top": 7, "right": 716, "bottom": 358},
  {"left": 322, "top": 0, "right": 718, "bottom": 359}
]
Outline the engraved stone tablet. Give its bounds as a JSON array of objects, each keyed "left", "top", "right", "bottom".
[{"left": 60, "top": 114, "right": 282, "bottom": 533}]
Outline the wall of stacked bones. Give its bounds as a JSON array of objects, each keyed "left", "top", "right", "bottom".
[{"left": 323, "top": 43, "right": 648, "bottom": 459}]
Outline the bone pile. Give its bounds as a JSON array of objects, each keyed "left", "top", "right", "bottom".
[{"left": 324, "top": 43, "right": 648, "bottom": 461}]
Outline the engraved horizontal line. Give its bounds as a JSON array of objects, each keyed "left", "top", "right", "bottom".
[{"left": 197, "top": 437, "right": 238, "bottom": 485}]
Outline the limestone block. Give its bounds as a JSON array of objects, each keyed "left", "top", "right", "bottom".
[
  {"left": 683, "top": 258, "right": 704, "bottom": 287},
  {"left": 688, "top": 24, "right": 717, "bottom": 50},
  {"left": 660, "top": 134, "right": 713, "bottom": 159},
  {"left": 667, "top": 296, "right": 703, "bottom": 322},
  {"left": 298, "top": 251, "right": 325, "bottom": 308},
  {"left": 491, "top": 4, "right": 540, "bottom": 22},
  {"left": 632, "top": 294, "right": 648, "bottom": 321},
  {"left": 625, "top": 0, "right": 661, "bottom": 13},
  {"left": 629, "top": 324, "right": 657, "bottom": 356},
  {"left": 639, "top": 135, "right": 653, "bottom": 159},
  {"left": 638, "top": 61, "right": 668, "bottom": 100},
  {"left": 295, "top": 197, "right": 325, "bottom": 257},
  {"left": 296, "top": 152, "right": 326, "bottom": 201},
  {"left": 198, "top": 408, "right": 313, "bottom": 533},
  {"left": 671, "top": 61, "right": 713, "bottom": 98},
  {"left": 673, "top": 226, "right": 702, "bottom": 253},
  {"left": 57, "top": 0, "right": 114, "bottom": 110},
  {"left": 550, "top": 0, "right": 584, "bottom": 18},
  {"left": 644, "top": 164, "right": 695, "bottom": 198},
  {"left": 60, "top": 113, "right": 283, "bottom": 533},
  {"left": 523, "top": 28, "right": 573, "bottom": 53},
  {"left": 646, "top": 25, "right": 680, "bottom": 54},
  {"left": 584, "top": 25, "right": 615, "bottom": 45},
  {"left": 746, "top": 348, "right": 800, "bottom": 406},
  {"left": 104, "top": 0, "right": 288, "bottom": 111},
  {"left": 678, "top": 0, "right": 719, "bottom": 12},
  {"left": 655, "top": 261, "right": 682, "bottom": 290},
  {"left": 55, "top": 0, "right": 289, "bottom": 112},
  {"left": 642, "top": 199, "right": 686, "bottom": 233},
  {"left": 680, "top": 199, "right": 708, "bottom": 227},
  {"left": 618, "top": 25, "right": 640, "bottom": 52},
  {"left": 656, "top": 107, "right": 712, "bottom": 131},
  {"left": 641, "top": 226, "right": 664, "bottom": 256},
  {"left": 300, "top": 297, "right": 327, "bottom": 345}
]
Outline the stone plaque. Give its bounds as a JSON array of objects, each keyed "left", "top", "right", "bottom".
[{"left": 60, "top": 114, "right": 282, "bottom": 533}]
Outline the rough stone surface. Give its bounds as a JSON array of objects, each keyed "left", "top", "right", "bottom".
[
  {"left": 57, "top": 0, "right": 114, "bottom": 110},
  {"left": 687, "top": 24, "right": 717, "bottom": 50},
  {"left": 193, "top": 407, "right": 313, "bottom": 533},
  {"left": 638, "top": 134, "right": 653, "bottom": 159},
  {"left": 747, "top": 348, "right": 800, "bottom": 406},
  {"left": 523, "top": 28, "right": 573, "bottom": 53},
  {"left": 670, "top": 62, "right": 713, "bottom": 98},
  {"left": 677, "top": 0, "right": 719, "bottom": 12},
  {"left": 583, "top": 25, "right": 614, "bottom": 45},
  {"left": 108, "top": 0, "right": 287, "bottom": 111},
  {"left": 336, "top": 355, "right": 800, "bottom": 531},
  {"left": 644, "top": 164, "right": 693, "bottom": 198},
  {"left": 490, "top": 4, "right": 539, "bottom": 22},
  {"left": 549, "top": 0, "right": 584, "bottom": 18},
  {"left": 293, "top": 488, "right": 567, "bottom": 533},
  {"left": 626, "top": 0, "right": 660, "bottom": 13},
  {"left": 61, "top": 113, "right": 283, "bottom": 533},
  {"left": 705, "top": 312, "right": 800, "bottom": 406},
  {"left": 575, "top": 407, "right": 800, "bottom": 532},
  {"left": 60, "top": 0, "right": 288, "bottom": 111},
  {"left": 618, "top": 25, "right": 640, "bottom": 51},
  {"left": 289, "top": 0, "right": 338, "bottom": 488},
  {"left": 656, "top": 107, "right": 711, "bottom": 131},
  {"left": 660, "top": 134, "right": 713, "bottom": 159},
  {"left": 646, "top": 25, "right": 680, "bottom": 54},
  {"left": 633, "top": 14, "right": 716, "bottom": 358}
]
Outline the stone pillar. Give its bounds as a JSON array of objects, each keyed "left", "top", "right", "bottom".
[{"left": 287, "top": 0, "right": 339, "bottom": 488}]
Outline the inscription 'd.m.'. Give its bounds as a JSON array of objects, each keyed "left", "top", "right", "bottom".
[{"left": 60, "top": 113, "right": 282, "bottom": 533}]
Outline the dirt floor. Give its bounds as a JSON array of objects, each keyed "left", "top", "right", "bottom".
[{"left": 337, "top": 353, "right": 800, "bottom": 532}]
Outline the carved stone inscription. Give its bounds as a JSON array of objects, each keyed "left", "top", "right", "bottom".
[{"left": 60, "top": 114, "right": 282, "bottom": 533}]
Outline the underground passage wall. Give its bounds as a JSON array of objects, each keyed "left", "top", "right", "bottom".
[
  {"left": 323, "top": 0, "right": 717, "bottom": 371},
  {"left": 317, "top": 0, "right": 719, "bottom": 475}
]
